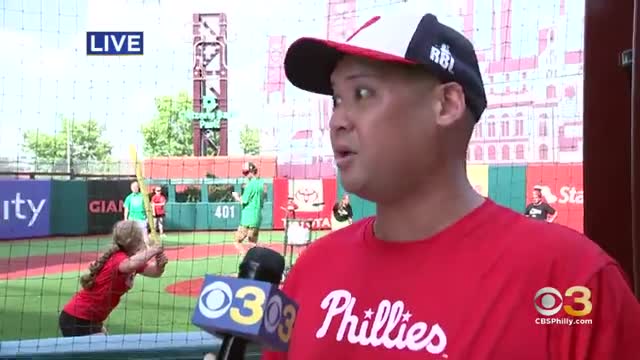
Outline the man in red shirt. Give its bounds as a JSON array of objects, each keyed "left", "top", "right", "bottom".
[
  {"left": 254, "top": 10, "right": 640, "bottom": 360},
  {"left": 151, "top": 187, "right": 167, "bottom": 238}
]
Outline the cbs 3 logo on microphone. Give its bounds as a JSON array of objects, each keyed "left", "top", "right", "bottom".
[
  {"left": 198, "top": 281, "right": 297, "bottom": 343},
  {"left": 534, "top": 286, "right": 593, "bottom": 317}
]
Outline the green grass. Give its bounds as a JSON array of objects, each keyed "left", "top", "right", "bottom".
[
  {"left": 0, "top": 230, "right": 301, "bottom": 258},
  {"left": 0, "top": 230, "right": 316, "bottom": 341},
  {"left": 0, "top": 256, "right": 243, "bottom": 341}
]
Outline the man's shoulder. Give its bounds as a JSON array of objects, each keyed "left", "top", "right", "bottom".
[
  {"left": 498, "top": 208, "right": 614, "bottom": 273},
  {"left": 516, "top": 217, "right": 593, "bottom": 249}
]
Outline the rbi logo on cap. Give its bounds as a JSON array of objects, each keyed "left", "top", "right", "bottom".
[{"left": 429, "top": 43, "right": 455, "bottom": 74}]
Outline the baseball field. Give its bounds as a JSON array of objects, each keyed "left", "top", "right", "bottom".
[{"left": 0, "top": 230, "right": 318, "bottom": 341}]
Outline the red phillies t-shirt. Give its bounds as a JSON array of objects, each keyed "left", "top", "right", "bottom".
[
  {"left": 263, "top": 200, "right": 640, "bottom": 360},
  {"left": 63, "top": 251, "right": 146, "bottom": 322},
  {"left": 151, "top": 194, "right": 166, "bottom": 216}
]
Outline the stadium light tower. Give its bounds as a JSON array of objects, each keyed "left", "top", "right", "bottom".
[{"left": 191, "top": 13, "right": 229, "bottom": 156}]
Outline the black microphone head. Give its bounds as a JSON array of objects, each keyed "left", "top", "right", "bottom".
[{"left": 238, "top": 246, "right": 285, "bottom": 284}]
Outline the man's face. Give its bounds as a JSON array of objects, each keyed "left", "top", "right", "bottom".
[
  {"left": 329, "top": 56, "right": 446, "bottom": 202},
  {"left": 131, "top": 182, "right": 139, "bottom": 193},
  {"left": 532, "top": 190, "right": 542, "bottom": 202}
]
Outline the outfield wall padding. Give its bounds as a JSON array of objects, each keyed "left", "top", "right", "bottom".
[
  {"left": 50, "top": 180, "right": 88, "bottom": 236},
  {"left": 525, "top": 163, "right": 584, "bottom": 232},
  {"left": 0, "top": 164, "right": 584, "bottom": 239},
  {"left": 159, "top": 178, "right": 274, "bottom": 231},
  {"left": 0, "top": 179, "right": 52, "bottom": 240},
  {"left": 488, "top": 165, "right": 527, "bottom": 213},
  {"left": 86, "top": 180, "right": 132, "bottom": 235}
]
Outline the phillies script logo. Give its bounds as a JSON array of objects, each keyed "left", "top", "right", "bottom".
[
  {"left": 315, "top": 289, "right": 448, "bottom": 355},
  {"left": 89, "top": 200, "right": 124, "bottom": 213}
]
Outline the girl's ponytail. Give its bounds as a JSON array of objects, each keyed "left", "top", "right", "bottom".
[{"left": 79, "top": 244, "right": 120, "bottom": 290}]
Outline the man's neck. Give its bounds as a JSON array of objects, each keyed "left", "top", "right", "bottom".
[{"left": 374, "top": 173, "right": 485, "bottom": 242}]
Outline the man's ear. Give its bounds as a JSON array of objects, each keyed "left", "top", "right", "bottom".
[{"left": 435, "top": 82, "right": 466, "bottom": 127}]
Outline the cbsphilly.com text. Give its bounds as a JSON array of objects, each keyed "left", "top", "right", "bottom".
[{"left": 535, "top": 318, "right": 593, "bottom": 326}]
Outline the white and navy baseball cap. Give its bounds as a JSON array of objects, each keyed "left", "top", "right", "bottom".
[{"left": 284, "top": 13, "right": 487, "bottom": 121}]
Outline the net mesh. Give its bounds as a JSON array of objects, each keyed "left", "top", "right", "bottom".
[{"left": 0, "top": 0, "right": 584, "bottom": 350}]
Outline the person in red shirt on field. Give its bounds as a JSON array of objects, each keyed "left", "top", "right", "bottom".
[
  {"left": 282, "top": 197, "right": 299, "bottom": 219},
  {"left": 59, "top": 220, "right": 168, "bottom": 337},
  {"left": 151, "top": 186, "right": 167, "bottom": 238},
  {"left": 254, "top": 11, "right": 640, "bottom": 360}
]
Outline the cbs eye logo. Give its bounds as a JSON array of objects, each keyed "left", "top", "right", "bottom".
[
  {"left": 198, "top": 281, "right": 297, "bottom": 343},
  {"left": 534, "top": 286, "right": 593, "bottom": 317}
]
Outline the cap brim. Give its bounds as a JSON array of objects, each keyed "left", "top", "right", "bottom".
[{"left": 284, "top": 37, "right": 415, "bottom": 95}]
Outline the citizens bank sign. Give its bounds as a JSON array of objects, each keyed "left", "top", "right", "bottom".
[
  {"left": 535, "top": 185, "right": 584, "bottom": 205},
  {"left": 0, "top": 180, "right": 51, "bottom": 240}
]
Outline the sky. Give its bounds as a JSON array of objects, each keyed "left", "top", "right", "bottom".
[
  {"left": 0, "top": 0, "right": 585, "bottom": 164},
  {"left": 0, "top": 0, "right": 467, "bottom": 162},
  {"left": 0, "top": 0, "right": 296, "bottom": 159}
]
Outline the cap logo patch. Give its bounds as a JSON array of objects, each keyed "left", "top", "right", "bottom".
[{"left": 429, "top": 43, "right": 455, "bottom": 74}]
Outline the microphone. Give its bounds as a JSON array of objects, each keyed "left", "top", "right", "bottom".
[{"left": 191, "top": 246, "right": 298, "bottom": 360}]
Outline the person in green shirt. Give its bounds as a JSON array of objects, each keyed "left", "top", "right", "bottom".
[
  {"left": 123, "top": 181, "right": 149, "bottom": 244},
  {"left": 231, "top": 162, "right": 267, "bottom": 255}
]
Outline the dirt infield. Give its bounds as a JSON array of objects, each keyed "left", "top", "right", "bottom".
[
  {"left": 166, "top": 278, "right": 206, "bottom": 298},
  {"left": 0, "top": 243, "right": 299, "bottom": 280}
]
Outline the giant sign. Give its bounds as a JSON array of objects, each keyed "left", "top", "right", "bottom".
[
  {"left": 0, "top": 180, "right": 51, "bottom": 240},
  {"left": 87, "top": 180, "right": 134, "bottom": 234}
]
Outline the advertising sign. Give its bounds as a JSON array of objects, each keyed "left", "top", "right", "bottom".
[
  {"left": 467, "top": 165, "right": 489, "bottom": 196},
  {"left": 525, "top": 164, "right": 583, "bottom": 232},
  {"left": 272, "top": 178, "right": 337, "bottom": 230},
  {"left": 87, "top": 180, "right": 133, "bottom": 234},
  {"left": 0, "top": 180, "right": 51, "bottom": 240}
]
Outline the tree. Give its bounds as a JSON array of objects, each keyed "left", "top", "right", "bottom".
[
  {"left": 22, "top": 118, "right": 112, "bottom": 166},
  {"left": 239, "top": 124, "right": 261, "bottom": 155},
  {"left": 141, "top": 91, "right": 195, "bottom": 157}
]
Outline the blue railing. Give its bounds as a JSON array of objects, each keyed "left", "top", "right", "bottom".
[{"left": 0, "top": 331, "right": 262, "bottom": 359}]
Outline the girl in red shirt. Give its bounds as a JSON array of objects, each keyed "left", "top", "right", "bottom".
[{"left": 59, "top": 220, "right": 168, "bottom": 337}]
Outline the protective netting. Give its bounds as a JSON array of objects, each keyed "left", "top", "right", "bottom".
[{"left": 0, "top": 0, "right": 583, "bottom": 349}]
